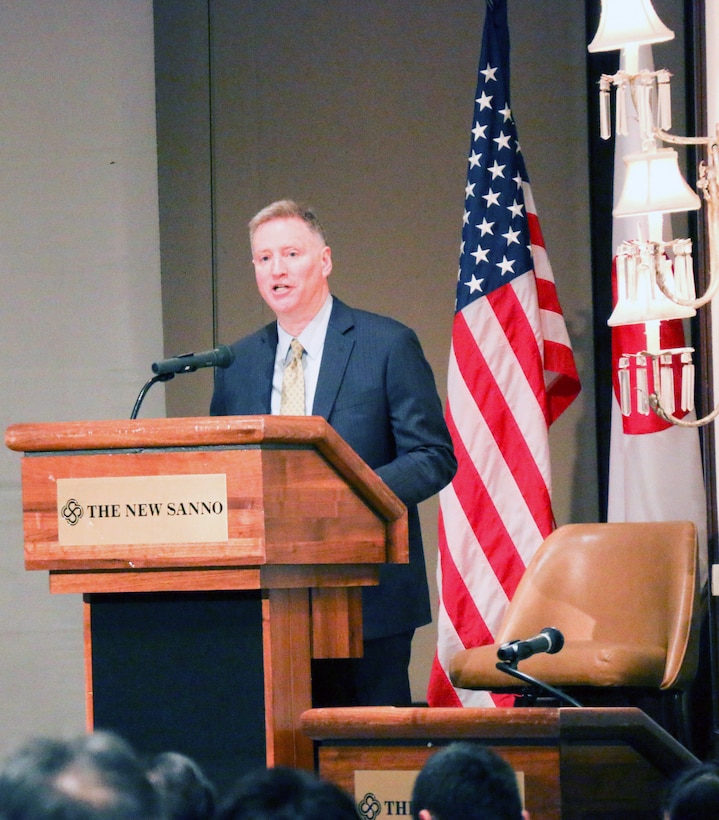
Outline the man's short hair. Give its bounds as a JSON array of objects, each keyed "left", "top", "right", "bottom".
[
  {"left": 0, "top": 731, "right": 162, "bottom": 820},
  {"left": 411, "top": 742, "right": 524, "bottom": 820},
  {"left": 217, "top": 765, "right": 358, "bottom": 820},
  {"left": 145, "top": 751, "right": 216, "bottom": 820},
  {"left": 248, "top": 200, "right": 327, "bottom": 245}
]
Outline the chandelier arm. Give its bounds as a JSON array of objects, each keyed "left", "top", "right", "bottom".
[
  {"left": 654, "top": 128, "right": 715, "bottom": 148},
  {"left": 654, "top": 261, "right": 719, "bottom": 308},
  {"left": 649, "top": 394, "right": 719, "bottom": 427},
  {"left": 654, "top": 141, "right": 719, "bottom": 308}
]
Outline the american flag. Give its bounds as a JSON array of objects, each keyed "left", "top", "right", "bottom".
[{"left": 427, "top": 0, "right": 580, "bottom": 707}]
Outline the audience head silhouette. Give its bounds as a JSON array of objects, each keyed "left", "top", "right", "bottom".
[
  {"left": 411, "top": 742, "right": 527, "bottom": 820},
  {"left": 662, "top": 762, "right": 719, "bottom": 819},
  {"left": 145, "top": 751, "right": 216, "bottom": 820},
  {"left": 217, "top": 765, "right": 358, "bottom": 820},
  {"left": 0, "top": 730, "right": 162, "bottom": 820}
]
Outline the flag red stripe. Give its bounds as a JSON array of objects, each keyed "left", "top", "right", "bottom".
[
  {"left": 428, "top": 654, "right": 463, "bottom": 706},
  {"left": 527, "top": 210, "right": 544, "bottom": 248},
  {"left": 544, "top": 338, "right": 578, "bottom": 376},
  {"left": 486, "top": 285, "right": 549, "bottom": 424},
  {"left": 453, "top": 310, "right": 554, "bottom": 536},
  {"left": 535, "top": 276, "right": 562, "bottom": 314},
  {"left": 444, "top": 402, "right": 525, "bottom": 600},
  {"left": 437, "top": 500, "right": 495, "bottom": 647},
  {"left": 545, "top": 371, "right": 583, "bottom": 422}
]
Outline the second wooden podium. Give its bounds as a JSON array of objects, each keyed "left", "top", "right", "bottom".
[{"left": 5, "top": 415, "right": 408, "bottom": 789}]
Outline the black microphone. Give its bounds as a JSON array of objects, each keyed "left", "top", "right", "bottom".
[
  {"left": 496, "top": 627, "right": 564, "bottom": 664},
  {"left": 152, "top": 345, "right": 235, "bottom": 376}
]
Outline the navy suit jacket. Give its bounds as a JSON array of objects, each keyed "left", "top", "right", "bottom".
[{"left": 211, "top": 298, "right": 456, "bottom": 640}]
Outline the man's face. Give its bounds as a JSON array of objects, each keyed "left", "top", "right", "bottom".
[{"left": 251, "top": 216, "right": 332, "bottom": 332}]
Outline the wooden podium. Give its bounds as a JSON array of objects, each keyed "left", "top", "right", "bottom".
[{"left": 5, "top": 415, "right": 408, "bottom": 789}]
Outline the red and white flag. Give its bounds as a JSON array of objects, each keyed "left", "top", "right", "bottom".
[
  {"left": 427, "top": 0, "right": 580, "bottom": 707},
  {"left": 607, "top": 47, "right": 707, "bottom": 582}
]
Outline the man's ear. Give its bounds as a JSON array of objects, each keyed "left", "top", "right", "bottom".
[
  {"left": 321, "top": 245, "right": 332, "bottom": 278},
  {"left": 418, "top": 810, "right": 434, "bottom": 820}
]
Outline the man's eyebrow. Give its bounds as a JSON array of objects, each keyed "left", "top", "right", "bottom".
[{"left": 253, "top": 244, "right": 302, "bottom": 256}]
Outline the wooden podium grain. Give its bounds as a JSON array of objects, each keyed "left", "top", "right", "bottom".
[{"left": 5, "top": 415, "right": 407, "bottom": 789}]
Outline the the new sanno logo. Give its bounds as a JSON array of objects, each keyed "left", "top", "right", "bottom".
[{"left": 61, "top": 498, "right": 84, "bottom": 526}]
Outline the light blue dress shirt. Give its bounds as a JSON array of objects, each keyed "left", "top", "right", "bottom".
[{"left": 271, "top": 294, "right": 333, "bottom": 415}]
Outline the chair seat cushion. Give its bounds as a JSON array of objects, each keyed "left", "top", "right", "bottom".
[{"left": 449, "top": 641, "right": 668, "bottom": 690}]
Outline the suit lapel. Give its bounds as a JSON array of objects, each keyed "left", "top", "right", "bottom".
[
  {"left": 312, "top": 299, "right": 354, "bottom": 419},
  {"left": 250, "top": 323, "right": 278, "bottom": 413}
]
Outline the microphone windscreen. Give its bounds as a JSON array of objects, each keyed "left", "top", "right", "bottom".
[
  {"left": 216, "top": 345, "right": 235, "bottom": 368},
  {"left": 544, "top": 627, "right": 565, "bottom": 654}
]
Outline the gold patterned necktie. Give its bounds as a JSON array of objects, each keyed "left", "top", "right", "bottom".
[{"left": 280, "top": 338, "right": 306, "bottom": 415}]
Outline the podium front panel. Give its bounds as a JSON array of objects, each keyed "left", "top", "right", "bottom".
[{"left": 88, "top": 590, "right": 265, "bottom": 794}]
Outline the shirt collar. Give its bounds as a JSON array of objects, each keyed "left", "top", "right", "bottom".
[{"left": 277, "top": 294, "right": 333, "bottom": 362}]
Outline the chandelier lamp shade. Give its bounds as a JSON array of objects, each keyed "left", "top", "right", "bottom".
[
  {"left": 588, "top": 0, "right": 674, "bottom": 54},
  {"left": 613, "top": 148, "right": 701, "bottom": 218},
  {"left": 588, "top": 0, "right": 719, "bottom": 427}
]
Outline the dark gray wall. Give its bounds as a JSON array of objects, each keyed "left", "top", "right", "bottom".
[
  {"left": 153, "top": 0, "right": 597, "bottom": 697},
  {"left": 154, "top": 0, "right": 597, "bottom": 510}
]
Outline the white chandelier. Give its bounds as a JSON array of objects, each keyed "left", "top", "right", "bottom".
[{"left": 589, "top": 0, "right": 719, "bottom": 427}]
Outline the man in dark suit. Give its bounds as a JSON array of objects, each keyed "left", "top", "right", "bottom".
[{"left": 211, "top": 200, "right": 456, "bottom": 706}]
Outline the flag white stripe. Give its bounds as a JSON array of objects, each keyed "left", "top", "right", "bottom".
[
  {"left": 447, "top": 341, "right": 547, "bottom": 559},
  {"left": 540, "top": 308, "right": 573, "bottom": 347},
  {"left": 463, "top": 292, "right": 552, "bottom": 483},
  {"left": 439, "top": 480, "right": 512, "bottom": 631},
  {"left": 433, "top": 587, "right": 497, "bottom": 707}
]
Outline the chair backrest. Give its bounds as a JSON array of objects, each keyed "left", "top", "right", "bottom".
[{"left": 494, "top": 521, "right": 700, "bottom": 689}]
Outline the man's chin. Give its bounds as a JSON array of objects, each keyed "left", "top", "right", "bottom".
[{"left": 263, "top": 291, "right": 295, "bottom": 313}]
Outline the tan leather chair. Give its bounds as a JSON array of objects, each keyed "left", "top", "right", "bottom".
[{"left": 449, "top": 522, "right": 702, "bottom": 741}]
